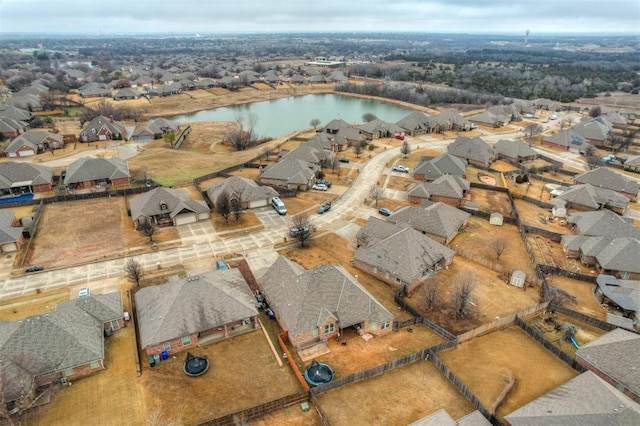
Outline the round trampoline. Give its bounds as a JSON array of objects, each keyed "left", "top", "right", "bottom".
[
  {"left": 304, "top": 360, "right": 334, "bottom": 387},
  {"left": 183, "top": 351, "right": 210, "bottom": 377}
]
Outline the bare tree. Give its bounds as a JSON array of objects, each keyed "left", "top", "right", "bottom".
[
  {"left": 362, "top": 112, "right": 378, "bottom": 122},
  {"left": 125, "top": 258, "right": 144, "bottom": 287},
  {"left": 216, "top": 192, "right": 232, "bottom": 223},
  {"left": 586, "top": 154, "right": 601, "bottom": 170},
  {"left": 423, "top": 280, "right": 439, "bottom": 311},
  {"left": 225, "top": 112, "right": 258, "bottom": 151},
  {"left": 352, "top": 143, "right": 363, "bottom": 158},
  {"left": 310, "top": 118, "right": 321, "bottom": 130},
  {"left": 523, "top": 123, "right": 543, "bottom": 141},
  {"left": 369, "top": 184, "right": 385, "bottom": 207},
  {"left": 450, "top": 271, "right": 477, "bottom": 318},
  {"left": 231, "top": 199, "right": 243, "bottom": 222},
  {"left": 588, "top": 106, "right": 601, "bottom": 118},
  {"left": 290, "top": 211, "right": 314, "bottom": 248},
  {"left": 138, "top": 219, "right": 156, "bottom": 242},
  {"left": 492, "top": 237, "right": 508, "bottom": 260},
  {"left": 400, "top": 139, "right": 411, "bottom": 157}
]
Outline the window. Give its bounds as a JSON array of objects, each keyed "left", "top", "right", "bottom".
[
  {"left": 163, "top": 342, "right": 171, "bottom": 351},
  {"left": 324, "top": 323, "right": 335, "bottom": 334},
  {"left": 381, "top": 321, "right": 391, "bottom": 330},
  {"left": 395, "top": 277, "right": 402, "bottom": 284},
  {"left": 90, "top": 361, "right": 100, "bottom": 369},
  {"left": 371, "top": 322, "right": 377, "bottom": 330},
  {"left": 181, "top": 336, "right": 191, "bottom": 346}
]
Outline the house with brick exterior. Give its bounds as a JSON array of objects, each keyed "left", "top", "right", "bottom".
[
  {"left": 573, "top": 167, "right": 639, "bottom": 201},
  {"left": 572, "top": 116, "right": 613, "bottom": 147},
  {"left": 134, "top": 269, "right": 259, "bottom": 360},
  {"left": 576, "top": 328, "right": 640, "bottom": 402},
  {"left": 79, "top": 115, "right": 128, "bottom": 142},
  {"left": 0, "top": 210, "right": 24, "bottom": 254},
  {"left": 0, "top": 161, "right": 54, "bottom": 195},
  {"left": 561, "top": 234, "right": 640, "bottom": 279},
  {"left": 542, "top": 130, "right": 592, "bottom": 153},
  {"left": 555, "top": 183, "right": 629, "bottom": 215},
  {"left": 132, "top": 117, "right": 179, "bottom": 141},
  {"left": 129, "top": 187, "right": 210, "bottom": 228},
  {"left": 493, "top": 139, "right": 537, "bottom": 163},
  {"left": 259, "top": 155, "right": 319, "bottom": 190},
  {"left": 0, "top": 291, "right": 123, "bottom": 417},
  {"left": 3, "top": 130, "right": 64, "bottom": 157},
  {"left": 413, "top": 153, "right": 467, "bottom": 182},
  {"left": 64, "top": 156, "right": 131, "bottom": 189},
  {"left": 566, "top": 209, "right": 640, "bottom": 238},
  {"left": 386, "top": 202, "right": 470, "bottom": 245},
  {"left": 407, "top": 175, "right": 470, "bottom": 208},
  {"left": 206, "top": 176, "right": 279, "bottom": 210},
  {"left": 431, "top": 110, "right": 473, "bottom": 132},
  {"left": 447, "top": 136, "right": 495, "bottom": 167},
  {"left": 258, "top": 256, "right": 393, "bottom": 351},
  {"left": 357, "top": 118, "right": 405, "bottom": 140},
  {"left": 396, "top": 111, "right": 438, "bottom": 135},
  {"left": 505, "top": 371, "right": 640, "bottom": 425},
  {"left": 354, "top": 219, "right": 455, "bottom": 292}
]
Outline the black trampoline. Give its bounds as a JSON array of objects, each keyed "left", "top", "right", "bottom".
[
  {"left": 183, "top": 351, "right": 210, "bottom": 377},
  {"left": 304, "top": 360, "right": 334, "bottom": 386}
]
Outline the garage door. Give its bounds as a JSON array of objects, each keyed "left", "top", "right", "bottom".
[
  {"left": 19, "top": 150, "right": 35, "bottom": 157},
  {"left": 1, "top": 243, "right": 18, "bottom": 253},
  {"left": 249, "top": 199, "right": 267, "bottom": 209},
  {"left": 175, "top": 213, "right": 197, "bottom": 226}
]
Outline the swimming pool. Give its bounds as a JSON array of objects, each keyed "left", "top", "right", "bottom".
[{"left": 0, "top": 193, "right": 35, "bottom": 204}]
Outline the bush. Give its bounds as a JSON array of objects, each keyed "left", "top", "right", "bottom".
[{"left": 368, "top": 144, "right": 376, "bottom": 150}]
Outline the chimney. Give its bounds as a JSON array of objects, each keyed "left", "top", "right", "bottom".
[{"left": 109, "top": 115, "right": 114, "bottom": 123}]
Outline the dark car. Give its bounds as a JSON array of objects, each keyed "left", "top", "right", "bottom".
[
  {"left": 378, "top": 207, "right": 392, "bottom": 216},
  {"left": 339, "top": 157, "right": 350, "bottom": 163},
  {"left": 25, "top": 266, "right": 44, "bottom": 273},
  {"left": 317, "top": 202, "right": 332, "bottom": 214},
  {"left": 316, "top": 180, "right": 332, "bottom": 188}
]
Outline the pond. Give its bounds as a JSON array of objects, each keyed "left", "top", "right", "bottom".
[{"left": 171, "top": 93, "right": 416, "bottom": 138}]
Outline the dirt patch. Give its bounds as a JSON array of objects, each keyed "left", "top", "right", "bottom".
[
  {"left": 27, "top": 197, "right": 179, "bottom": 268},
  {"left": 438, "top": 326, "right": 579, "bottom": 420},
  {"left": 316, "top": 361, "right": 475, "bottom": 425},
  {"left": 386, "top": 175, "right": 416, "bottom": 191},
  {"left": 489, "top": 160, "right": 519, "bottom": 174}
]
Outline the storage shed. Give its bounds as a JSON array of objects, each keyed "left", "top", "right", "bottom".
[
  {"left": 489, "top": 212, "right": 504, "bottom": 226},
  {"left": 510, "top": 270, "right": 526, "bottom": 288}
]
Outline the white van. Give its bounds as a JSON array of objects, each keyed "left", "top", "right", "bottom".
[{"left": 271, "top": 196, "right": 287, "bottom": 215}]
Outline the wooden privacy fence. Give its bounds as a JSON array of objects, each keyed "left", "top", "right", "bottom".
[{"left": 173, "top": 125, "right": 191, "bottom": 150}]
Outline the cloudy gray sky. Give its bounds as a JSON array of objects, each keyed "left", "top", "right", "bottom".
[{"left": 0, "top": 0, "right": 638, "bottom": 35}]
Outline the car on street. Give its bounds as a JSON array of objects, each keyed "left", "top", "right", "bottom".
[
  {"left": 25, "top": 266, "right": 43, "bottom": 273},
  {"left": 317, "top": 202, "right": 332, "bottom": 214},
  {"left": 78, "top": 287, "right": 91, "bottom": 298},
  {"left": 378, "top": 207, "right": 392, "bottom": 216},
  {"left": 338, "top": 157, "right": 350, "bottom": 163},
  {"left": 392, "top": 165, "right": 410, "bottom": 173},
  {"left": 312, "top": 183, "right": 328, "bottom": 191}
]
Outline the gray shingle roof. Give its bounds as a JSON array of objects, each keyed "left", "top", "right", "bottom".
[
  {"left": 573, "top": 168, "right": 639, "bottom": 197},
  {"left": 567, "top": 210, "right": 639, "bottom": 238},
  {"left": 134, "top": 269, "right": 258, "bottom": 349},
  {"left": 504, "top": 371, "right": 640, "bottom": 426},
  {"left": 0, "top": 161, "right": 54, "bottom": 190},
  {"left": 0, "top": 210, "right": 22, "bottom": 245},
  {"left": 396, "top": 111, "right": 435, "bottom": 132},
  {"left": 60, "top": 292, "right": 124, "bottom": 323},
  {"left": 447, "top": 136, "right": 494, "bottom": 165},
  {"left": 354, "top": 224, "right": 455, "bottom": 284},
  {"left": 64, "top": 156, "right": 130, "bottom": 185},
  {"left": 258, "top": 256, "right": 393, "bottom": 336},
  {"left": 0, "top": 104, "right": 33, "bottom": 122},
  {"left": 206, "top": 176, "right": 278, "bottom": 208},
  {"left": 388, "top": 203, "right": 470, "bottom": 240},
  {"left": 260, "top": 157, "right": 318, "bottom": 185},
  {"left": 3, "top": 130, "right": 63, "bottom": 154},
  {"left": 595, "top": 275, "right": 637, "bottom": 312},
  {"left": 595, "top": 238, "right": 640, "bottom": 274},
  {"left": 572, "top": 117, "right": 613, "bottom": 142},
  {"left": 129, "top": 187, "right": 209, "bottom": 221},
  {"left": 422, "top": 175, "right": 470, "bottom": 199},
  {"left": 79, "top": 115, "right": 126, "bottom": 140},
  {"left": 494, "top": 139, "right": 537, "bottom": 159},
  {"left": 414, "top": 153, "right": 467, "bottom": 180}
]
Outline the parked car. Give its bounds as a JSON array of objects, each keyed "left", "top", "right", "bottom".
[
  {"left": 317, "top": 202, "right": 332, "bottom": 214},
  {"left": 339, "top": 157, "right": 350, "bottom": 163},
  {"left": 312, "top": 183, "right": 328, "bottom": 191},
  {"left": 25, "top": 266, "right": 43, "bottom": 273},
  {"left": 392, "top": 165, "right": 410, "bottom": 173},
  {"left": 550, "top": 114, "right": 558, "bottom": 120},
  {"left": 378, "top": 207, "right": 392, "bottom": 216},
  {"left": 316, "top": 180, "right": 332, "bottom": 188},
  {"left": 216, "top": 259, "right": 229, "bottom": 270},
  {"left": 78, "top": 287, "right": 91, "bottom": 298},
  {"left": 394, "top": 134, "right": 405, "bottom": 140}
]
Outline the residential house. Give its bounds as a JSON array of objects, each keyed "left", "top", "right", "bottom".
[
  {"left": 129, "top": 187, "right": 210, "bottom": 228},
  {"left": 67, "top": 292, "right": 125, "bottom": 333},
  {"left": 413, "top": 153, "right": 467, "bottom": 182},
  {"left": 284, "top": 142, "right": 332, "bottom": 166},
  {"left": 576, "top": 328, "right": 640, "bottom": 402},
  {"left": 0, "top": 291, "right": 123, "bottom": 417},
  {"left": 3, "top": 130, "right": 64, "bottom": 157},
  {"left": 542, "top": 130, "right": 592, "bottom": 153},
  {"left": 358, "top": 119, "right": 404, "bottom": 140},
  {"left": 573, "top": 167, "right": 639, "bottom": 200},
  {"left": 355, "top": 216, "right": 406, "bottom": 248},
  {"left": 533, "top": 98, "right": 558, "bottom": 111},
  {"left": 134, "top": 270, "right": 259, "bottom": 358},
  {"left": 132, "top": 117, "right": 180, "bottom": 141},
  {"left": 566, "top": 209, "right": 639, "bottom": 238},
  {"left": 323, "top": 119, "right": 351, "bottom": 134},
  {"left": 447, "top": 136, "right": 495, "bottom": 167},
  {"left": 152, "top": 82, "right": 182, "bottom": 97},
  {"left": 555, "top": 183, "right": 629, "bottom": 215},
  {"left": 493, "top": 139, "right": 537, "bottom": 163},
  {"left": 64, "top": 156, "right": 131, "bottom": 189},
  {"left": 407, "top": 175, "right": 470, "bottom": 207},
  {"left": 258, "top": 256, "right": 394, "bottom": 351},
  {"left": 113, "top": 87, "right": 140, "bottom": 100},
  {"left": 431, "top": 110, "right": 472, "bottom": 132},
  {"left": 624, "top": 155, "right": 640, "bottom": 173},
  {"left": 325, "top": 127, "right": 365, "bottom": 151},
  {"left": 387, "top": 203, "right": 470, "bottom": 244},
  {"left": 79, "top": 115, "right": 128, "bottom": 142},
  {"left": 0, "top": 104, "right": 34, "bottom": 123},
  {"left": 594, "top": 275, "right": 638, "bottom": 323},
  {"left": 396, "top": 111, "right": 437, "bottom": 135},
  {"left": 0, "top": 162, "right": 54, "bottom": 194},
  {"left": 78, "top": 82, "right": 111, "bottom": 98},
  {"left": 467, "top": 109, "right": 510, "bottom": 128},
  {"left": 0, "top": 210, "right": 24, "bottom": 254},
  {"left": 6, "top": 93, "right": 42, "bottom": 111},
  {"left": 561, "top": 234, "right": 640, "bottom": 279},
  {"left": 206, "top": 176, "right": 279, "bottom": 210},
  {"left": 0, "top": 117, "right": 28, "bottom": 138},
  {"left": 572, "top": 117, "right": 613, "bottom": 147},
  {"left": 601, "top": 111, "right": 630, "bottom": 127},
  {"left": 504, "top": 371, "right": 640, "bottom": 425},
  {"left": 354, "top": 220, "right": 455, "bottom": 291},
  {"left": 259, "top": 156, "right": 319, "bottom": 190}
]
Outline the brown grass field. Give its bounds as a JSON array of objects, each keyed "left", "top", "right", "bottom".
[
  {"left": 251, "top": 402, "right": 322, "bottom": 426},
  {"left": 0, "top": 288, "right": 70, "bottom": 321},
  {"left": 544, "top": 275, "right": 608, "bottom": 320},
  {"left": 465, "top": 187, "right": 514, "bottom": 217},
  {"left": 316, "top": 361, "right": 475, "bottom": 425},
  {"left": 438, "top": 326, "right": 579, "bottom": 420}
]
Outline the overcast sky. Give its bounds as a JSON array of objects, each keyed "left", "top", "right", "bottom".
[{"left": 0, "top": 0, "right": 638, "bottom": 35}]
